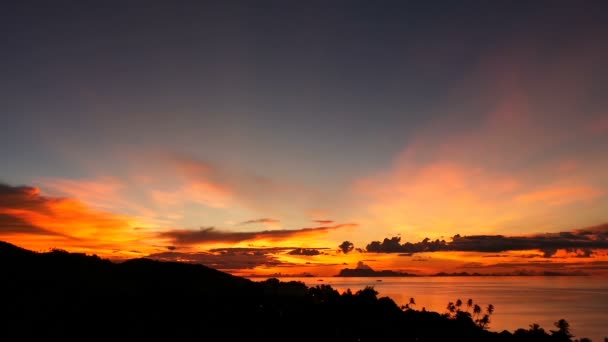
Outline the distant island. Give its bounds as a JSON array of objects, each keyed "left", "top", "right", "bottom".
[
  {"left": 335, "top": 261, "right": 588, "bottom": 277},
  {"left": 335, "top": 260, "right": 417, "bottom": 277},
  {"left": 0, "top": 241, "right": 591, "bottom": 341},
  {"left": 337, "top": 268, "right": 416, "bottom": 277}
]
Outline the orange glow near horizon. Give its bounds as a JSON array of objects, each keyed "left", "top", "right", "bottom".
[{"left": 1, "top": 183, "right": 607, "bottom": 277}]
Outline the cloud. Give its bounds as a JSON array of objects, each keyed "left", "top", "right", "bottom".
[
  {"left": 365, "top": 223, "right": 608, "bottom": 257},
  {"left": 149, "top": 179, "right": 232, "bottom": 209},
  {"left": 39, "top": 176, "right": 178, "bottom": 228},
  {"left": 314, "top": 220, "right": 334, "bottom": 225},
  {"left": 0, "top": 184, "right": 51, "bottom": 214},
  {"left": 160, "top": 223, "right": 358, "bottom": 245},
  {"left": 0, "top": 213, "right": 55, "bottom": 235},
  {"left": 0, "top": 184, "right": 60, "bottom": 235},
  {"left": 146, "top": 246, "right": 335, "bottom": 270},
  {"left": 0, "top": 183, "right": 157, "bottom": 254},
  {"left": 239, "top": 218, "right": 280, "bottom": 226},
  {"left": 352, "top": 34, "right": 608, "bottom": 238},
  {"left": 338, "top": 240, "right": 354, "bottom": 254},
  {"left": 287, "top": 248, "right": 322, "bottom": 256},
  {"left": 516, "top": 186, "right": 603, "bottom": 206},
  {"left": 168, "top": 155, "right": 330, "bottom": 217},
  {"left": 145, "top": 250, "right": 285, "bottom": 270}
]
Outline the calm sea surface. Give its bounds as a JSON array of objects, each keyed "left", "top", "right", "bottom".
[{"left": 249, "top": 276, "right": 607, "bottom": 342}]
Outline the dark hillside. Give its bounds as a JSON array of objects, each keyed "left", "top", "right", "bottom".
[{"left": 0, "top": 241, "right": 583, "bottom": 342}]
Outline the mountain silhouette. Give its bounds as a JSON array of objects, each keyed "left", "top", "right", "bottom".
[{"left": 0, "top": 241, "right": 586, "bottom": 342}]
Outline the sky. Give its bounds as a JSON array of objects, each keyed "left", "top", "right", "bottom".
[{"left": 1, "top": 1, "right": 608, "bottom": 277}]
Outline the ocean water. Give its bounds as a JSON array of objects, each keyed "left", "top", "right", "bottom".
[{"left": 253, "top": 276, "right": 608, "bottom": 342}]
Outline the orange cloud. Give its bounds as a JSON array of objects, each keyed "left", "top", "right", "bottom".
[
  {"left": 314, "top": 219, "right": 334, "bottom": 225},
  {"left": 0, "top": 183, "right": 162, "bottom": 256},
  {"left": 238, "top": 218, "right": 281, "bottom": 229},
  {"left": 352, "top": 51, "right": 608, "bottom": 240},
  {"left": 160, "top": 223, "right": 358, "bottom": 245},
  {"left": 39, "top": 177, "right": 164, "bottom": 227},
  {"left": 167, "top": 154, "right": 338, "bottom": 220},
  {"left": 516, "top": 185, "right": 603, "bottom": 206},
  {"left": 149, "top": 180, "right": 232, "bottom": 208}
]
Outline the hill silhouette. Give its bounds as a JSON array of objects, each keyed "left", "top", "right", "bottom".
[{"left": 0, "top": 241, "right": 588, "bottom": 341}]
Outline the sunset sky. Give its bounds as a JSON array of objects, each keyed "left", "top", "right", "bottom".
[{"left": 2, "top": 1, "right": 607, "bottom": 277}]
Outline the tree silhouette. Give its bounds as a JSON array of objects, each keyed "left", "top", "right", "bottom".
[
  {"left": 1, "top": 240, "right": 591, "bottom": 342},
  {"left": 486, "top": 304, "right": 494, "bottom": 316},
  {"left": 447, "top": 301, "right": 456, "bottom": 316},
  {"left": 338, "top": 241, "right": 354, "bottom": 254},
  {"left": 402, "top": 297, "right": 416, "bottom": 311},
  {"left": 529, "top": 323, "right": 544, "bottom": 334},
  {"left": 473, "top": 303, "right": 495, "bottom": 330},
  {"left": 478, "top": 314, "right": 490, "bottom": 329},
  {"left": 466, "top": 298, "right": 473, "bottom": 312},
  {"left": 551, "top": 319, "right": 573, "bottom": 339},
  {"left": 473, "top": 304, "right": 481, "bottom": 318}
]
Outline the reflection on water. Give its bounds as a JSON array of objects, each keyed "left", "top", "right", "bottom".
[{"left": 251, "top": 276, "right": 607, "bottom": 341}]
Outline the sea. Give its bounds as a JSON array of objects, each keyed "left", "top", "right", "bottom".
[{"left": 248, "top": 276, "right": 608, "bottom": 342}]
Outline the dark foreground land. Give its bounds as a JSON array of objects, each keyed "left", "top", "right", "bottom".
[{"left": 0, "top": 241, "right": 589, "bottom": 341}]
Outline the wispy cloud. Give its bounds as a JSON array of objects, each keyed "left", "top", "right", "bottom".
[
  {"left": 160, "top": 223, "right": 358, "bottom": 245},
  {"left": 239, "top": 218, "right": 281, "bottom": 227},
  {"left": 515, "top": 185, "right": 602, "bottom": 206},
  {"left": 313, "top": 219, "right": 334, "bottom": 225},
  {"left": 168, "top": 155, "right": 334, "bottom": 218},
  {"left": 350, "top": 34, "right": 608, "bottom": 240}
]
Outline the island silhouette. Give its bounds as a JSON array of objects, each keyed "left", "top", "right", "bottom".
[
  {"left": 0, "top": 241, "right": 593, "bottom": 341},
  {"left": 335, "top": 261, "right": 588, "bottom": 277}
]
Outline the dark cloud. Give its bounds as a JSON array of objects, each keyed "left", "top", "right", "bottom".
[
  {"left": 147, "top": 246, "right": 333, "bottom": 269},
  {"left": 148, "top": 245, "right": 336, "bottom": 269},
  {"left": 365, "top": 223, "right": 608, "bottom": 257},
  {"left": 0, "top": 184, "right": 60, "bottom": 235},
  {"left": 0, "top": 213, "right": 49, "bottom": 235},
  {"left": 239, "top": 218, "right": 280, "bottom": 225},
  {"left": 145, "top": 250, "right": 287, "bottom": 270},
  {"left": 338, "top": 240, "right": 354, "bottom": 254},
  {"left": 209, "top": 247, "right": 291, "bottom": 253},
  {"left": 160, "top": 223, "right": 357, "bottom": 245},
  {"left": 0, "top": 184, "right": 52, "bottom": 211},
  {"left": 287, "top": 248, "right": 322, "bottom": 256}
]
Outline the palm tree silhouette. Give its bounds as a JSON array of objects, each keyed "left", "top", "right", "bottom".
[
  {"left": 473, "top": 304, "right": 481, "bottom": 317},
  {"left": 478, "top": 314, "right": 490, "bottom": 329},
  {"left": 486, "top": 304, "right": 494, "bottom": 316},
  {"left": 455, "top": 299, "right": 462, "bottom": 312},
  {"left": 446, "top": 301, "right": 456, "bottom": 316},
  {"left": 466, "top": 298, "right": 473, "bottom": 312}
]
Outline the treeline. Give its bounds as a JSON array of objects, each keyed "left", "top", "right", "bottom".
[{"left": 0, "top": 241, "right": 593, "bottom": 341}]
